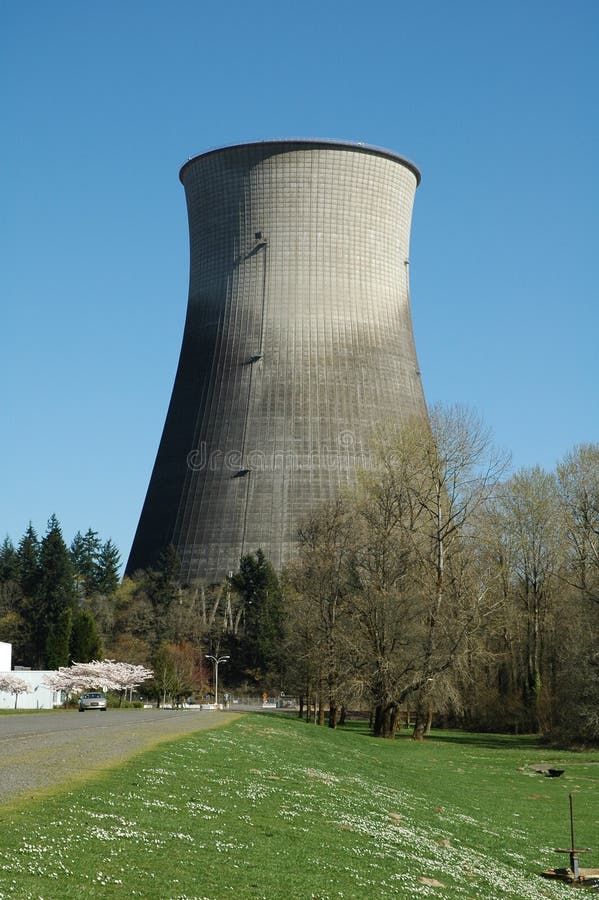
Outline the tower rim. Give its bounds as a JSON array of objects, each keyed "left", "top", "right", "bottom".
[{"left": 179, "top": 138, "right": 421, "bottom": 186}]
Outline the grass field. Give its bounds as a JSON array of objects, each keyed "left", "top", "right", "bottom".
[{"left": 0, "top": 713, "right": 597, "bottom": 899}]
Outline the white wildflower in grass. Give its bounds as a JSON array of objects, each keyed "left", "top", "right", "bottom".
[
  {"left": 186, "top": 801, "right": 219, "bottom": 814},
  {"left": 0, "top": 716, "right": 587, "bottom": 899}
]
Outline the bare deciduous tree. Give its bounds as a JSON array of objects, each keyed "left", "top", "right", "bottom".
[{"left": 285, "top": 405, "right": 508, "bottom": 738}]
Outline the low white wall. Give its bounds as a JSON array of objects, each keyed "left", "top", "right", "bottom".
[{"left": 0, "top": 670, "right": 60, "bottom": 710}]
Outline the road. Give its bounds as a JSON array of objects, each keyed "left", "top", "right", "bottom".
[{"left": 0, "top": 708, "right": 242, "bottom": 807}]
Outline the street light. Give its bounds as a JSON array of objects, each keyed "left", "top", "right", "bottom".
[{"left": 205, "top": 655, "right": 229, "bottom": 707}]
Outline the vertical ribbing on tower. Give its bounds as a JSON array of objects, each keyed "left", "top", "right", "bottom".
[{"left": 126, "top": 140, "right": 427, "bottom": 584}]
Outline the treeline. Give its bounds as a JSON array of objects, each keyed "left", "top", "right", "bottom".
[
  {"left": 0, "top": 520, "right": 284, "bottom": 705},
  {"left": 105, "top": 546, "right": 284, "bottom": 702},
  {"left": 0, "top": 516, "right": 119, "bottom": 668},
  {"left": 2, "top": 406, "right": 597, "bottom": 742},
  {"left": 281, "top": 408, "right": 599, "bottom": 745},
  {"left": 113, "top": 406, "right": 597, "bottom": 745}
]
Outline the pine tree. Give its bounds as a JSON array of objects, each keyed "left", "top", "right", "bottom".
[
  {"left": 0, "top": 537, "right": 20, "bottom": 584},
  {"left": 0, "top": 536, "right": 29, "bottom": 661},
  {"left": 18, "top": 523, "right": 40, "bottom": 597},
  {"left": 230, "top": 549, "right": 284, "bottom": 685},
  {"left": 70, "top": 528, "right": 101, "bottom": 596},
  {"left": 70, "top": 608, "right": 103, "bottom": 662},
  {"left": 93, "top": 539, "right": 121, "bottom": 594},
  {"left": 150, "top": 544, "right": 181, "bottom": 612},
  {"left": 45, "top": 607, "right": 73, "bottom": 670},
  {"left": 33, "top": 515, "right": 77, "bottom": 668}
]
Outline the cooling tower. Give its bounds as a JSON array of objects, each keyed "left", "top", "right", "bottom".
[{"left": 126, "top": 139, "right": 427, "bottom": 583}]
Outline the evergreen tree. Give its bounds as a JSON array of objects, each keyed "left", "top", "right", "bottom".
[
  {"left": 70, "top": 608, "right": 103, "bottom": 662},
  {"left": 33, "top": 515, "right": 77, "bottom": 668},
  {"left": 45, "top": 607, "right": 73, "bottom": 670},
  {"left": 18, "top": 523, "right": 40, "bottom": 597},
  {"left": 230, "top": 549, "right": 284, "bottom": 685},
  {"left": 70, "top": 528, "right": 101, "bottom": 595},
  {"left": 93, "top": 539, "right": 121, "bottom": 594},
  {"left": 149, "top": 544, "right": 182, "bottom": 612},
  {"left": 1, "top": 532, "right": 33, "bottom": 664},
  {"left": 0, "top": 537, "right": 20, "bottom": 584}
]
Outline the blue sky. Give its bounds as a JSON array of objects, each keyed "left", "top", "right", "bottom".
[{"left": 3, "top": 0, "right": 598, "bottom": 563}]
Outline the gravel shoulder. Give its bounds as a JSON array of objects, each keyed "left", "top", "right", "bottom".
[{"left": 0, "top": 709, "right": 243, "bottom": 808}]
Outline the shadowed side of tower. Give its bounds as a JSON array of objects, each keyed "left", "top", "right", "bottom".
[{"left": 126, "top": 140, "right": 427, "bottom": 584}]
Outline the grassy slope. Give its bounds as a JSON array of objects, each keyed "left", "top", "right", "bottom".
[{"left": 0, "top": 714, "right": 597, "bottom": 899}]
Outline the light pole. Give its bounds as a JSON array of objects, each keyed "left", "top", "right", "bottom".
[{"left": 205, "top": 655, "right": 229, "bottom": 707}]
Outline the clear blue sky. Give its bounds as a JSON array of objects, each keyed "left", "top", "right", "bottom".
[{"left": 3, "top": 0, "right": 598, "bottom": 563}]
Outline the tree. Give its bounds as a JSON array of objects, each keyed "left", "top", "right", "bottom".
[
  {"left": 230, "top": 550, "right": 284, "bottom": 689},
  {"left": 0, "top": 537, "right": 20, "bottom": 584},
  {"left": 284, "top": 407, "right": 507, "bottom": 738},
  {"left": 33, "top": 515, "right": 77, "bottom": 668},
  {"left": 107, "top": 633, "right": 152, "bottom": 666},
  {"left": 365, "top": 406, "right": 508, "bottom": 737},
  {"left": 42, "top": 668, "right": 92, "bottom": 705},
  {"left": 18, "top": 523, "right": 40, "bottom": 597},
  {"left": 0, "top": 674, "right": 32, "bottom": 709},
  {"left": 46, "top": 607, "right": 74, "bottom": 670},
  {"left": 493, "top": 467, "right": 562, "bottom": 732},
  {"left": 70, "top": 608, "right": 103, "bottom": 663},
  {"left": 93, "top": 539, "right": 121, "bottom": 595},
  {"left": 145, "top": 545, "right": 182, "bottom": 632},
  {"left": 150, "top": 644, "right": 183, "bottom": 706},
  {"left": 557, "top": 444, "right": 599, "bottom": 607},
  {"left": 70, "top": 529, "right": 101, "bottom": 596},
  {"left": 348, "top": 471, "right": 427, "bottom": 737},
  {"left": 552, "top": 444, "right": 599, "bottom": 742},
  {"left": 43, "top": 659, "right": 153, "bottom": 706},
  {"left": 0, "top": 538, "right": 27, "bottom": 658},
  {"left": 0, "top": 611, "right": 28, "bottom": 655},
  {"left": 286, "top": 502, "right": 357, "bottom": 727}
]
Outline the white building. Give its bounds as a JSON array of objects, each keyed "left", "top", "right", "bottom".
[
  {"left": 0, "top": 641, "right": 11, "bottom": 671},
  {"left": 0, "top": 642, "right": 60, "bottom": 710}
]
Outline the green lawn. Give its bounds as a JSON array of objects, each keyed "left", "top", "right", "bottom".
[{"left": 0, "top": 714, "right": 597, "bottom": 898}]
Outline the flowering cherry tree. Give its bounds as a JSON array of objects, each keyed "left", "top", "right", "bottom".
[
  {"left": 98, "top": 661, "right": 154, "bottom": 702},
  {"left": 43, "top": 660, "right": 153, "bottom": 707},
  {"left": 42, "top": 669, "right": 96, "bottom": 705},
  {"left": 0, "top": 674, "right": 33, "bottom": 709}
]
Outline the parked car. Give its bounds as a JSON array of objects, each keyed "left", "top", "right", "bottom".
[{"left": 78, "top": 692, "right": 107, "bottom": 712}]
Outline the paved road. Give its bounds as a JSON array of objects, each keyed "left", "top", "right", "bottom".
[{"left": 0, "top": 708, "right": 242, "bottom": 807}]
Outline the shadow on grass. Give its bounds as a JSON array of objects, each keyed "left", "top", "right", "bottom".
[
  {"left": 263, "top": 711, "right": 544, "bottom": 751},
  {"left": 425, "top": 731, "right": 544, "bottom": 751},
  {"left": 333, "top": 719, "right": 542, "bottom": 751}
]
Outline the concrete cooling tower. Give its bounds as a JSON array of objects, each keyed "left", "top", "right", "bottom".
[{"left": 126, "top": 139, "right": 427, "bottom": 584}]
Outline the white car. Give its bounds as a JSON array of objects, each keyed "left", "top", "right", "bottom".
[{"left": 78, "top": 692, "right": 107, "bottom": 712}]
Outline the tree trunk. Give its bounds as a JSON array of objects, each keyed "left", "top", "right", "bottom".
[
  {"left": 317, "top": 693, "right": 325, "bottom": 727},
  {"left": 298, "top": 695, "right": 304, "bottom": 719},
  {"left": 412, "top": 702, "right": 426, "bottom": 740},
  {"left": 425, "top": 704, "right": 433, "bottom": 735},
  {"left": 339, "top": 704, "right": 347, "bottom": 726},
  {"left": 328, "top": 703, "right": 338, "bottom": 729},
  {"left": 412, "top": 719, "right": 425, "bottom": 741},
  {"left": 373, "top": 701, "right": 398, "bottom": 738}
]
